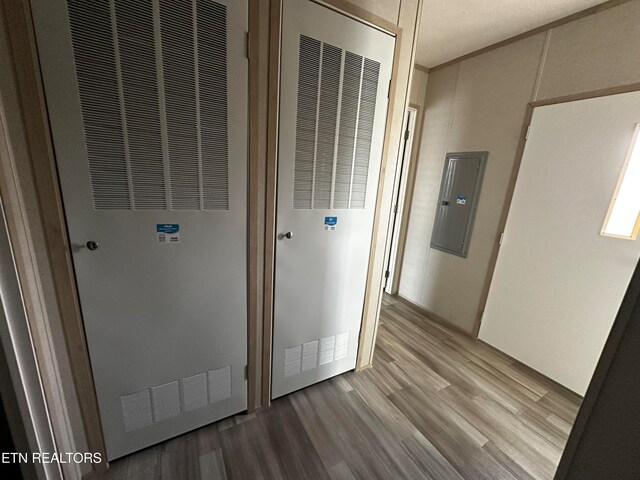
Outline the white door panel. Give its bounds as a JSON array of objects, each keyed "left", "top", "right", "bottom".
[
  {"left": 32, "top": 0, "right": 248, "bottom": 459},
  {"left": 479, "top": 91, "right": 640, "bottom": 394},
  {"left": 272, "top": 0, "right": 395, "bottom": 399}
]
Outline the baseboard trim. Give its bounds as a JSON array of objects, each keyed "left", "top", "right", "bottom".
[
  {"left": 476, "top": 338, "right": 583, "bottom": 400},
  {"left": 391, "top": 294, "right": 583, "bottom": 400},
  {"left": 394, "top": 294, "right": 475, "bottom": 338}
]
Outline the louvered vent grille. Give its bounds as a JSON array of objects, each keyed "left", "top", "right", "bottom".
[
  {"left": 313, "top": 43, "right": 341, "bottom": 209},
  {"left": 66, "top": 0, "right": 229, "bottom": 211},
  {"left": 198, "top": 0, "right": 229, "bottom": 210},
  {"left": 333, "top": 51, "right": 362, "bottom": 209},
  {"left": 351, "top": 58, "right": 380, "bottom": 209},
  {"left": 115, "top": 0, "right": 166, "bottom": 209},
  {"left": 160, "top": 0, "right": 199, "bottom": 210},
  {"left": 68, "top": 0, "right": 130, "bottom": 210},
  {"left": 292, "top": 35, "right": 381, "bottom": 210},
  {"left": 293, "top": 36, "right": 321, "bottom": 209}
]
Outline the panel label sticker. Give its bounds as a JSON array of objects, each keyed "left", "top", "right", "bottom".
[
  {"left": 324, "top": 216, "right": 337, "bottom": 231},
  {"left": 157, "top": 224, "right": 180, "bottom": 244},
  {"left": 456, "top": 194, "right": 467, "bottom": 205}
]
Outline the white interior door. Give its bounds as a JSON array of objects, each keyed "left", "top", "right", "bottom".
[
  {"left": 479, "top": 91, "right": 640, "bottom": 395},
  {"left": 272, "top": 0, "right": 395, "bottom": 399},
  {"left": 32, "top": 0, "right": 248, "bottom": 459}
]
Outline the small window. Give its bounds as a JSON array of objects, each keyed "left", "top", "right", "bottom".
[{"left": 602, "top": 124, "right": 640, "bottom": 240}]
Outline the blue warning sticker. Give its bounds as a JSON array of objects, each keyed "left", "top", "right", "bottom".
[
  {"left": 157, "top": 224, "right": 180, "bottom": 243},
  {"left": 324, "top": 217, "right": 337, "bottom": 231},
  {"left": 456, "top": 194, "right": 467, "bottom": 205}
]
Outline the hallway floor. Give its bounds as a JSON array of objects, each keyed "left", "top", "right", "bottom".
[{"left": 99, "top": 295, "right": 581, "bottom": 479}]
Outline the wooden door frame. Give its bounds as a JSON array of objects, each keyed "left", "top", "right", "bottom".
[
  {"left": 1, "top": 1, "right": 107, "bottom": 474},
  {"left": 386, "top": 102, "right": 424, "bottom": 295},
  {"left": 0, "top": 33, "right": 59, "bottom": 480},
  {"left": 261, "top": 0, "right": 407, "bottom": 405},
  {"left": 246, "top": 0, "right": 262, "bottom": 417},
  {"left": 472, "top": 82, "right": 640, "bottom": 337}
]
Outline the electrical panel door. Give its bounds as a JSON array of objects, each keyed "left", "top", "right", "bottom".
[{"left": 431, "top": 152, "right": 487, "bottom": 257}]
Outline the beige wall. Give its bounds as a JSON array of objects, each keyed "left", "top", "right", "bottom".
[
  {"left": 409, "top": 68, "right": 428, "bottom": 106},
  {"left": 347, "top": 0, "right": 401, "bottom": 24},
  {"left": 400, "top": 0, "right": 640, "bottom": 333}
]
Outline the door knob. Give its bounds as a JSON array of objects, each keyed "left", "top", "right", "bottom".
[
  {"left": 278, "top": 232, "right": 294, "bottom": 240},
  {"left": 86, "top": 240, "right": 99, "bottom": 251}
]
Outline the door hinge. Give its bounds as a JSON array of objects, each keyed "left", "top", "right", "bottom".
[
  {"left": 404, "top": 129, "right": 410, "bottom": 141},
  {"left": 384, "top": 270, "right": 390, "bottom": 279},
  {"left": 525, "top": 124, "right": 531, "bottom": 140},
  {"left": 244, "top": 365, "right": 248, "bottom": 380},
  {"left": 499, "top": 232, "right": 504, "bottom": 245},
  {"left": 393, "top": 204, "right": 398, "bottom": 214},
  {"left": 387, "top": 79, "right": 391, "bottom": 98},
  {"left": 245, "top": 32, "right": 250, "bottom": 59}
]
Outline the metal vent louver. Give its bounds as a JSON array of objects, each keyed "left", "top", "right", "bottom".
[
  {"left": 292, "top": 35, "right": 381, "bottom": 210},
  {"left": 115, "top": 0, "right": 166, "bottom": 210},
  {"left": 313, "top": 43, "right": 341, "bottom": 209},
  {"left": 160, "top": 0, "right": 200, "bottom": 210},
  {"left": 333, "top": 51, "right": 363, "bottom": 209},
  {"left": 67, "top": 0, "right": 229, "bottom": 211},
  {"left": 198, "top": 0, "right": 229, "bottom": 210},
  {"left": 68, "top": 0, "right": 130, "bottom": 210},
  {"left": 293, "top": 35, "right": 321, "bottom": 209},
  {"left": 350, "top": 58, "right": 380, "bottom": 209}
]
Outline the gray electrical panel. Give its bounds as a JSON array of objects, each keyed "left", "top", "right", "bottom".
[{"left": 431, "top": 151, "right": 487, "bottom": 257}]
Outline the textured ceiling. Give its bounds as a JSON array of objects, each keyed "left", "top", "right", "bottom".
[{"left": 416, "top": 0, "right": 608, "bottom": 68}]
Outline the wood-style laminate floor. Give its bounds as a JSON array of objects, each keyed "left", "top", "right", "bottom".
[{"left": 99, "top": 295, "right": 582, "bottom": 480}]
